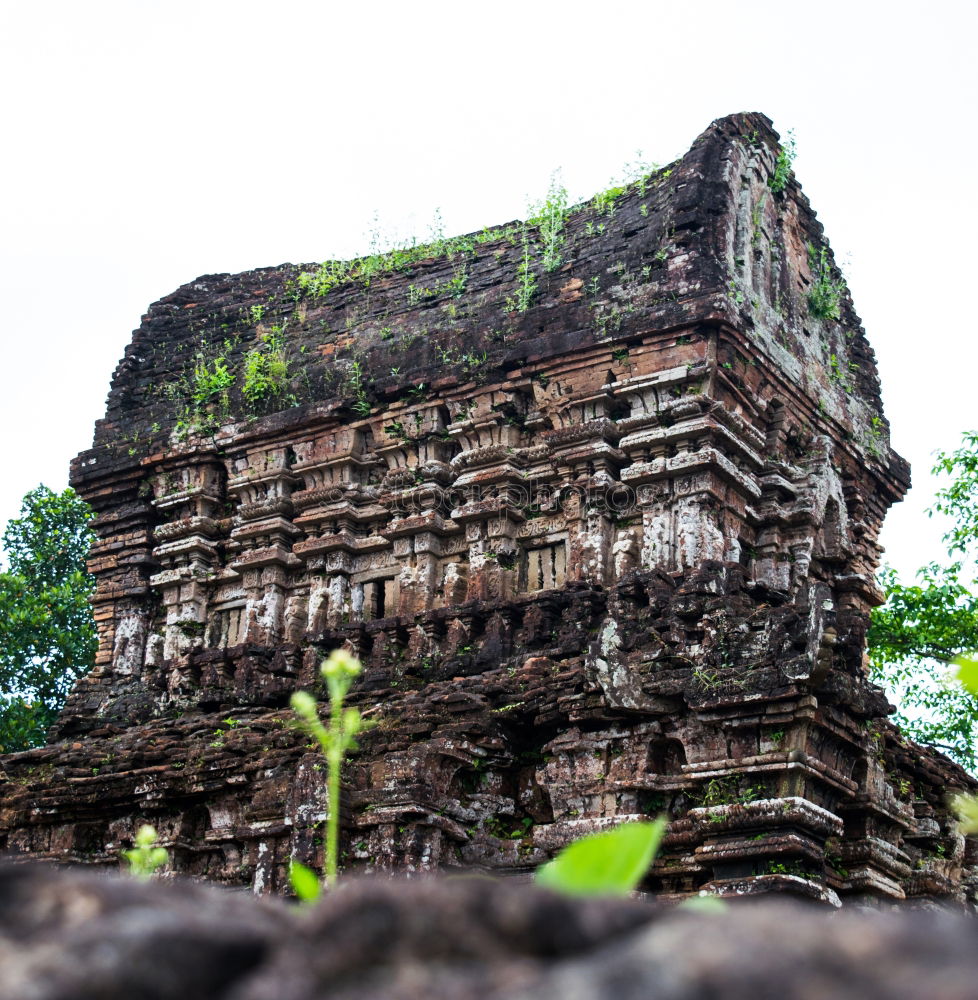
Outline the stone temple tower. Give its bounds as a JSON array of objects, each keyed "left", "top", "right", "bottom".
[{"left": 2, "top": 112, "right": 974, "bottom": 907}]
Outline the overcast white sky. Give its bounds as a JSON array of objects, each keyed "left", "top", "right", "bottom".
[{"left": 1, "top": 0, "right": 974, "bottom": 581}]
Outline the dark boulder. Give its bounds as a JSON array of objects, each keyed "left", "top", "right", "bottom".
[{"left": 1, "top": 865, "right": 976, "bottom": 1000}]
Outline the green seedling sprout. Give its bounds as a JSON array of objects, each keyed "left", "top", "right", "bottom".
[
  {"left": 123, "top": 824, "right": 168, "bottom": 879},
  {"left": 289, "top": 648, "right": 370, "bottom": 897}
]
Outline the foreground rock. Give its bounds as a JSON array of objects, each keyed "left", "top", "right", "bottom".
[{"left": 1, "top": 864, "right": 975, "bottom": 1000}]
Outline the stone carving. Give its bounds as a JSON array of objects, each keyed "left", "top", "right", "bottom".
[
  {"left": 0, "top": 112, "right": 974, "bottom": 909},
  {"left": 612, "top": 530, "right": 638, "bottom": 577},
  {"left": 442, "top": 561, "right": 467, "bottom": 606}
]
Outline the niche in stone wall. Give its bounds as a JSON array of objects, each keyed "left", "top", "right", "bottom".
[
  {"left": 209, "top": 604, "right": 247, "bottom": 648},
  {"left": 764, "top": 399, "right": 785, "bottom": 454},
  {"left": 522, "top": 541, "right": 567, "bottom": 593},
  {"left": 362, "top": 576, "right": 397, "bottom": 621},
  {"left": 817, "top": 497, "right": 845, "bottom": 563},
  {"left": 648, "top": 737, "right": 687, "bottom": 775}
]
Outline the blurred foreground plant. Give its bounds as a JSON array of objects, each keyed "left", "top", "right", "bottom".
[
  {"left": 289, "top": 649, "right": 371, "bottom": 899},
  {"left": 123, "top": 824, "right": 167, "bottom": 879}
]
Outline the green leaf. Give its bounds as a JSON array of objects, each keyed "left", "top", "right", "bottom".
[
  {"left": 954, "top": 655, "right": 978, "bottom": 696},
  {"left": 535, "top": 818, "right": 667, "bottom": 896},
  {"left": 953, "top": 792, "right": 978, "bottom": 835},
  {"left": 290, "top": 690, "right": 318, "bottom": 719},
  {"left": 147, "top": 847, "right": 168, "bottom": 868},
  {"left": 288, "top": 860, "right": 322, "bottom": 903},
  {"left": 134, "top": 823, "right": 158, "bottom": 847}
]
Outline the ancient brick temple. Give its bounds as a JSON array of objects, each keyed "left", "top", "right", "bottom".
[{"left": 2, "top": 113, "right": 974, "bottom": 906}]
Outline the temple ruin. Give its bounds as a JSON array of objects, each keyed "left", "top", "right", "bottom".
[{"left": 2, "top": 112, "right": 974, "bottom": 906}]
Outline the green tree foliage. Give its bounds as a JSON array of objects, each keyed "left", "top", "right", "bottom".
[
  {"left": 932, "top": 432, "right": 978, "bottom": 556},
  {"left": 0, "top": 486, "right": 97, "bottom": 752},
  {"left": 869, "top": 433, "right": 978, "bottom": 768}
]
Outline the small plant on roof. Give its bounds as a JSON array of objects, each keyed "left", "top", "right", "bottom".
[
  {"left": 289, "top": 649, "right": 372, "bottom": 900},
  {"left": 191, "top": 349, "right": 235, "bottom": 412},
  {"left": 505, "top": 224, "right": 538, "bottom": 313},
  {"left": 242, "top": 327, "right": 295, "bottom": 412},
  {"left": 806, "top": 243, "right": 845, "bottom": 321},
  {"left": 768, "top": 130, "right": 796, "bottom": 195},
  {"left": 528, "top": 171, "right": 570, "bottom": 274},
  {"left": 123, "top": 824, "right": 168, "bottom": 879}
]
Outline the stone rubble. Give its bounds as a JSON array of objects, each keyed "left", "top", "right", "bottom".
[{"left": 1, "top": 865, "right": 977, "bottom": 1000}]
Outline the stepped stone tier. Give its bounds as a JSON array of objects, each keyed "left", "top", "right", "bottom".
[{"left": 2, "top": 112, "right": 975, "bottom": 906}]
